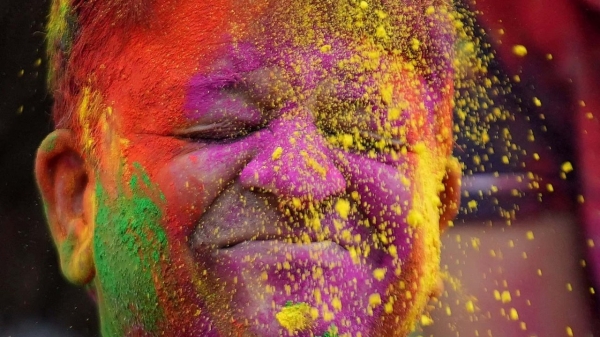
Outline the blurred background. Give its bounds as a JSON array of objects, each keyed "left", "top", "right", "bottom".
[
  {"left": 0, "top": 0, "right": 98, "bottom": 335},
  {"left": 1, "top": 0, "right": 598, "bottom": 336}
]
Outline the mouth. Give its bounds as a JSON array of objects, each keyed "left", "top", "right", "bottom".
[
  {"left": 191, "top": 221, "right": 354, "bottom": 252},
  {"left": 184, "top": 181, "right": 413, "bottom": 336},
  {"left": 188, "top": 181, "right": 384, "bottom": 264},
  {"left": 217, "top": 234, "right": 304, "bottom": 250},
  {"left": 218, "top": 239, "right": 346, "bottom": 254}
]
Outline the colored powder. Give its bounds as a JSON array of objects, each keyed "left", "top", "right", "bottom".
[
  {"left": 512, "top": 44, "right": 528, "bottom": 57},
  {"left": 561, "top": 161, "right": 574, "bottom": 173},
  {"left": 420, "top": 314, "right": 434, "bottom": 326},
  {"left": 320, "top": 325, "right": 339, "bottom": 337},
  {"left": 275, "top": 302, "right": 313, "bottom": 333},
  {"left": 46, "top": 0, "right": 76, "bottom": 85},
  {"left": 41, "top": 133, "right": 58, "bottom": 152},
  {"left": 272, "top": 146, "right": 283, "bottom": 160},
  {"left": 465, "top": 300, "right": 475, "bottom": 313},
  {"left": 93, "top": 164, "right": 169, "bottom": 336},
  {"left": 334, "top": 199, "right": 350, "bottom": 219}
]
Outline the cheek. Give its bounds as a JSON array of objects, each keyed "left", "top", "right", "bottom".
[
  {"left": 92, "top": 168, "right": 172, "bottom": 334},
  {"left": 154, "top": 163, "right": 205, "bottom": 243},
  {"left": 153, "top": 140, "right": 257, "bottom": 241},
  {"left": 101, "top": 135, "right": 196, "bottom": 249},
  {"left": 333, "top": 149, "right": 418, "bottom": 265}
]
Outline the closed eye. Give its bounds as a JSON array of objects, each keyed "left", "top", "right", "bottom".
[
  {"left": 181, "top": 67, "right": 287, "bottom": 143},
  {"left": 175, "top": 120, "right": 264, "bottom": 142},
  {"left": 323, "top": 127, "right": 407, "bottom": 155},
  {"left": 314, "top": 95, "right": 408, "bottom": 154}
]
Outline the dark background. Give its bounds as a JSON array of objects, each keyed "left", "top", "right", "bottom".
[{"left": 0, "top": 0, "right": 98, "bottom": 335}]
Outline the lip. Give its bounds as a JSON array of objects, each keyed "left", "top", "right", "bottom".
[
  {"left": 188, "top": 178, "right": 375, "bottom": 250},
  {"left": 190, "top": 204, "right": 378, "bottom": 256},
  {"left": 212, "top": 240, "right": 351, "bottom": 266},
  {"left": 220, "top": 239, "right": 343, "bottom": 253},
  {"left": 191, "top": 221, "right": 356, "bottom": 252}
]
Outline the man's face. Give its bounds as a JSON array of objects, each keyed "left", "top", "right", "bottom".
[{"left": 42, "top": 1, "right": 458, "bottom": 336}]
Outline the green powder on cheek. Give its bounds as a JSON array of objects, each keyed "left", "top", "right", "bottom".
[{"left": 93, "top": 164, "right": 169, "bottom": 336}]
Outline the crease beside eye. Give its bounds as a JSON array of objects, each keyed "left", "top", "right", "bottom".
[
  {"left": 174, "top": 121, "right": 253, "bottom": 141},
  {"left": 359, "top": 131, "right": 405, "bottom": 147},
  {"left": 175, "top": 122, "right": 228, "bottom": 136}
]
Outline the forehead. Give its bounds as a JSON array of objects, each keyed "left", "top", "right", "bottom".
[{"left": 54, "top": 0, "right": 453, "bottom": 137}]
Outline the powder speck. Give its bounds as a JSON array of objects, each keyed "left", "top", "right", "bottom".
[
  {"left": 512, "top": 45, "right": 527, "bottom": 57},
  {"left": 272, "top": 146, "right": 283, "bottom": 160},
  {"left": 335, "top": 199, "right": 350, "bottom": 219}
]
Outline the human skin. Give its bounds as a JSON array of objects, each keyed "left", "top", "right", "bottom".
[{"left": 36, "top": 1, "right": 461, "bottom": 336}]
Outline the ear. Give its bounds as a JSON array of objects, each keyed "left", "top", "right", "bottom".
[
  {"left": 35, "top": 129, "right": 96, "bottom": 285},
  {"left": 439, "top": 156, "right": 461, "bottom": 231}
]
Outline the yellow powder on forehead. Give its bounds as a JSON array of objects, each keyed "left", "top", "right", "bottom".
[{"left": 261, "top": 0, "right": 450, "bottom": 54}]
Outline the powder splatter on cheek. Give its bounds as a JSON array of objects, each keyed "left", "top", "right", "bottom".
[
  {"left": 275, "top": 301, "right": 314, "bottom": 333},
  {"left": 93, "top": 164, "right": 170, "bottom": 336}
]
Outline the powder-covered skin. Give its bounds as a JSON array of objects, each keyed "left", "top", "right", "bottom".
[
  {"left": 43, "top": 0, "right": 459, "bottom": 336},
  {"left": 94, "top": 167, "right": 168, "bottom": 336}
]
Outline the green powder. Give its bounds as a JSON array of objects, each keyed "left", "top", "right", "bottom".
[
  {"left": 93, "top": 163, "right": 169, "bottom": 336},
  {"left": 41, "top": 133, "right": 58, "bottom": 152}
]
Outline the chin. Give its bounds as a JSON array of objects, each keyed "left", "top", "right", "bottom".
[{"left": 200, "top": 237, "right": 437, "bottom": 337}]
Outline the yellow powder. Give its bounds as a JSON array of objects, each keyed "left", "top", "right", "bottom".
[
  {"left": 340, "top": 134, "right": 354, "bottom": 148},
  {"left": 384, "top": 302, "right": 393, "bottom": 314},
  {"left": 420, "top": 315, "right": 434, "bottom": 326},
  {"left": 275, "top": 303, "right": 313, "bottom": 333},
  {"left": 566, "top": 326, "right": 574, "bottom": 336},
  {"left": 561, "top": 161, "right": 574, "bottom": 173},
  {"left": 272, "top": 146, "right": 283, "bottom": 160},
  {"left": 368, "top": 293, "right": 382, "bottom": 307},
  {"left": 465, "top": 300, "right": 475, "bottom": 313},
  {"left": 493, "top": 289, "right": 502, "bottom": 299},
  {"left": 335, "top": 199, "right": 350, "bottom": 219},
  {"left": 373, "top": 268, "right": 386, "bottom": 281},
  {"left": 320, "top": 44, "right": 332, "bottom": 53},
  {"left": 331, "top": 297, "right": 342, "bottom": 311},
  {"left": 375, "top": 25, "right": 388, "bottom": 39},
  {"left": 406, "top": 209, "right": 424, "bottom": 228},
  {"left": 512, "top": 45, "right": 528, "bottom": 57},
  {"left": 501, "top": 291, "right": 511, "bottom": 303},
  {"left": 526, "top": 231, "right": 534, "bottom": 240},
  {"left": 467, "top": 200, "right": 478, "bottom": 209}
]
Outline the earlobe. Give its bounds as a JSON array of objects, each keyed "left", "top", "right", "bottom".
[
  {"left": 36, "top": 129, "right": 96, "bottom": 285},
  {"left": 439, "top": 156, "right": 461, "bottom": 231}
]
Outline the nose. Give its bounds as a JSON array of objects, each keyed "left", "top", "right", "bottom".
[{"left": 239, "top": 105, "right": 346, "bottom": 203}]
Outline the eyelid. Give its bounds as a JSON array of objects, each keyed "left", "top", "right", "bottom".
[
  {"left": 360, "top": 131, "right": 405, "bottom": 145},
  {"left": 175, "top": 122, "right": 228, "bottom": 136},
  {"left": 355, "top": 130, "right": 408, "bottom": 152},
  {"left": 174, "top": 121, "right": 253, "bottom": 141}
]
